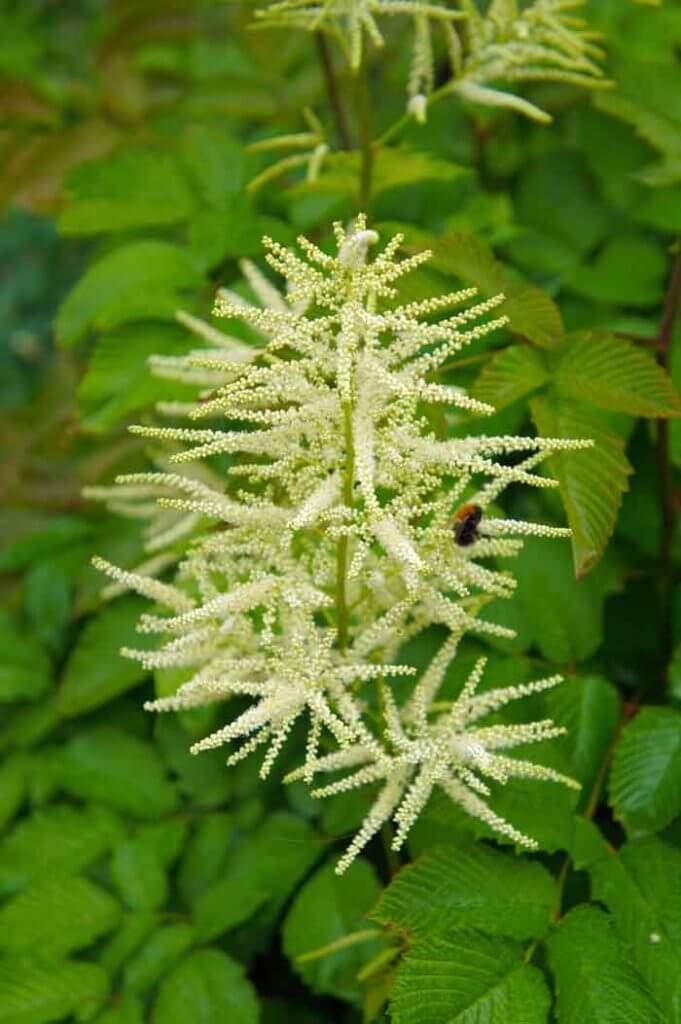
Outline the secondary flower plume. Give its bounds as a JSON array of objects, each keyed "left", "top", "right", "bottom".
[{"left": 92, "top": 218, "right": 590, "bottom": 871}]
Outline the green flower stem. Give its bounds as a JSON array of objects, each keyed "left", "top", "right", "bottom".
[
  {"left": 336, "top": 399, "right": 355, "bottom": 652},
  {"left": 296, "top": 928, "right": 382, "bottom": 963}
]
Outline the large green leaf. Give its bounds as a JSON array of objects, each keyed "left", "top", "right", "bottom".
[
  {"left": 56, "top": 241, "right": 203, "bottom": 346},
  {"left": 0, "top": 956, "right": 108, "bottom": 1024},
  {"left": 609, "top": 707, "right": 681, "bottom": 834},
  {"left": 0, "top": 804, "right": 123, "bottom": 896},
  {"left": 589, "top": 837, "right": 681, "bottom": 1023},
  {"left": 0, "top": 753, "right": 28, "bottom": 831},
  {"left": 293, "top": 148, "right": 467, "bottom": 200},
  {"left": 391, "top": 930, "right": 550, "bottom": 1024},
  {"left": 153, "top": 950, "right": 259, "bottom": 1024},
  {"left": 473, "top": 346, "right": 548, "bottom": 410},
  {"left": 58, "top": 598, "right": 153, "bottom": 717},
  {"left": 283, "top": 859, "right": 382, "bottom": 1004},
  {"left": 564, "top": 235, "right": 667, "bottom": 306},
  {"left": 194, "top": 813, "right": 319, "bottom": 941},
  {"left": 531, "top": 396, "right": 632, "bottom": 578},
  {"left": 548, "top": 905, "right": 663, "bottom": 1023},
  {"left": 0, "top": 612, "right": 51, "bottom": 704},
  {"left": 180, "top": 126, "right": 249, "bottom": 208},
  {"left": 545, "top": 675, "right": 621, "bottom": 795},
  {"left": 100, "top": 913, "right": 157, "bottom": 977},
  {"left": 54, "top": 727, "right": 177, "bottom": 820},
  {"left": 371, "top": 839, "right": 556, "bottom": 941},
  {"left": 59, "top": 148, "right": 197, "bottom": 235},
  {"left": 94, "top": 994, "right": 144, "bottom": 1024},
  {"left": 556, "top": 333, "right": 681, "bottom": 418},
  {"left": 0, "top": 876, "right": 120, "bottom": 956}
]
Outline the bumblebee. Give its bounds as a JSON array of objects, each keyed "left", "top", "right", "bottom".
[{"left": 453, "top": 503, "right": 483, "bottom": 547}]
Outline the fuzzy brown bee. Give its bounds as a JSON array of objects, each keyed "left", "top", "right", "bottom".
[{"left": 453, "top": 503, "right": 483, "bottom": 547}]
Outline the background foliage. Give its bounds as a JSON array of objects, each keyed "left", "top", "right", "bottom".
[{"left": 1, "top": 0, "right": 681, "bottom": 1021}]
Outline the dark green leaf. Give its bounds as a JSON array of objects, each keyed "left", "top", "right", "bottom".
[
  {"left": 284, "top": 859, "right": 382, "bottom": 1004},
  {"left": 111, "top": 839, "right": 168, "bottom": 912},
  {"left": 59, "top": 598, "right": 153, "bottom": 717},
  {"left": 548, "top": 905, "right": 663, "bottom": 1023},
  {"left": 473, "top": 346, "right": 548, "bottom": 411},
  {"left": 556, "top": 333, "right": 681, "bottom": 418},
  {"left": 545, "top": 675, "right": 621, "bottom": 794},
  {"left": 391, "top": 930, "right": 550, "bottom": 1024},
  {"left": 589, "top": 837, "right": 681, "bottom": 1023},
  {"left": 609, "top": 707, "right": 681, "bottom": 833},
  {"left": 177, "top": 813, "right": 235, "bottom": 906},
  {"left": 194, "top": 812, "right": 320, "bottom": 940},
  {"left": 371, "top": 839, "right": 556, "bottom": 941},
  {"left": 153, "top": 950, "right": 259, "bottom": 1024},
  {"left": 0, "top": 612, "right": 51, "bottom": 704},
  {"left": 0, "top": 956, "right": 108, "bottom": 1024},
  {"left": 123, "top": 924, "right": 197, "bottom": 995},
  {"left": 54, "top": 727, "right": 177, "bottom": 820},
  {"left": 531, "top": 396, "right": 632, "bottom": 578},
  {"left": 0, "top": 804, "right": 123, "bottom": 896},
  {"left": 0, "top": 876, "right": 120, "bottom": 956}
]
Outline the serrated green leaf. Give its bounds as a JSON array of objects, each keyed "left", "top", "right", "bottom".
[
  {"left": 0, "top": 956, "right": 109, "bottom": 1024},
  {"left": 595, "top": 86, "right": 681, "bottom": 187},
  {"left": 371, "top": 840, "right": 556, "bottom": 941},
  {"left": 531, "top": 396, "right": 632, "bottom": 577},
  {"left": 136, "top": 819, "right": 188, "bottom": 868},
  {"left": 548, "top": 905, "right": 663, "bottom": 1023},
  {"left": 0, "top": 612, "right": 51, "bottom": 704},
  {"left": 58, "top": 598, "right": 153, "bottom": 717},
  {"left": 504, "top": 284, "right": 564, "bottom": 348},
  {"left": 0, "top": 876, "right": 120, "bottom": 956},
  {"left": 177, "top": 813, "right": 235, "bottom": 906},
  {"left": 589, "top": 837, "right": 681, "bottom": 1023},
  {"left": 23, "top": 559, "right": 75, "bottom": 657},
  {"left": 545, "top": 675, "right": 621, "bottom": 794},
  {"left": 56, "top": 241, "right": 203, "bottom": 346},
  {"left": 0, "top": 804, "right": 123, "bottom": 896},
  {"left": 123, "top": 924, "right": 197, "bottom": 995},
  {"left": 391, "top": 930, "right": 551, "bottom": 1024},
  {"left": 473, "top": 345, "right": 548, "bottom": 410},
  {"left": 556, "top": 333, "right": 681, "bottom": 417},
  {"left": 77, "top": 323, "right": 195, "bottom": 432},
  {"left": 153, "top": 950, "right": 258, "bottom": 1024},
  {"left": 425, "top": 232, "right": 507, "bottom": 294},
  {"left": 59, "top": 148, "right": 196, "bottom": 236},
  {"left": 54, "top": 727, "right": 177, "bottom": 820},
  {"left": 609, "top": 707, "right": 681, "bottom": 834},
  {"left": 111, "top": 839, "right": 167, "bottom": 912},
  {"left": 194, "top": 812, "right": 319, "bottom": 941},
  {"left": 284, "top": 859, "right": 382, "bottom": 1004}
]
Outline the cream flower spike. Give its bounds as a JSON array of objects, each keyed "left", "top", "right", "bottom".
[{"left": 91, "top": 218, "right": 590, "bottom": 860}]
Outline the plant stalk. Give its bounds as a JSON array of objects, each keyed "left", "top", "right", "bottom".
[
  {"left": 355, "top": 62, "right": 374, "bottom": 211},
  {"left": 656, "top": 248, "right": 681, "bottom": 671},
  {"left": 336, "top": 400, "right": 355, "bottom": 652},
  {"left": 315, "top": 32, "right": 353, "bottom": 149}
]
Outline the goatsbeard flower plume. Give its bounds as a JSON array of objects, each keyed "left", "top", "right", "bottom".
[{"left": 92, "top": 218, "right": 589, "bottom": 872}]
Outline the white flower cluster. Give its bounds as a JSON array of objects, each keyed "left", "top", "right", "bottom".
[
  {"left": 255, "top": 0, "right": 608, "bottom": 123},
  {"left": 93, "top": 218, "right": 589, "bottom": 871},
  {"left": 450, "top": 0, "right": 609, "bottom": 123}
]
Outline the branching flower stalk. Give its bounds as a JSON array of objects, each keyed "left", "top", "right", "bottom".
[{"left": 93, "top": 219, "right": 590, "bottom": 872}]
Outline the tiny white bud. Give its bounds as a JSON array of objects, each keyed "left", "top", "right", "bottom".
[{"left": 408, "top": 93, "right": 428, "bottom": 124}]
